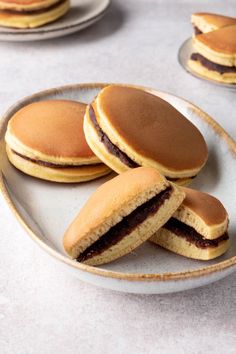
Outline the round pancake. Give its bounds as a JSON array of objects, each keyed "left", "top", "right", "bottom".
[
  {"left": 0, "top": 0, "right": 69, "bottom": 28},
  {"left": 5, "top": 99, "right": 100, "bottom": 165},
  {"left": 6, "top": 146, "right": 111, "bottom": 183},
  {"left": 188, "top": 58, "right": 236, "bottom": 84},
  {"left": 192, "top": 13, "right": 236, "bottom": 33},
  {"left": 0, "top": 0, "right": 60, "bottom": 11},
  {"left": 193, "top": 25, "right": 236, "bottom": 66},
  {"left": 85, "top": 85, "right": 208, "bottom": 179}
]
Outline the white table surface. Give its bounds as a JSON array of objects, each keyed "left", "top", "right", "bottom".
[{"left": 1, "top": 1, "right": 236, "bottom": 353}]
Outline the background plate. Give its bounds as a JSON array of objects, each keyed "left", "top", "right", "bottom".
[
  {"left": 0, "top": 0, "right": 110, "bottom": 41},
  {"left": 178, "top": 38, "right": 236, "bottom": 90},
  {"left": 0, "top": 83, "right": 236, "bottom": 294}
]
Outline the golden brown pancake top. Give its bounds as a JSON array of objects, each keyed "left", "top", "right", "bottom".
[
  {"left": 9, "top": 100, "right": 95, "bottom": 159},
  {"left": 182, "top": 188, "right": 228, "bottom": 226},
  {"left": 196, "top": 25, "right": 236, "bottom": 53},
  {"left": 98, "top": 86, "right": 208, "bottom": 171},
  {"left": 193, "top": 12, "right": 236, "bottom": 28}
]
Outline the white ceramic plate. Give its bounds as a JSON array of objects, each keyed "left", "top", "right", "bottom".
[
  {"left": 0, "top": 83, "right": 236, "bottom": 294},
  {"left": 178, "top": 38, "right": 236, "bottom": 90},
  {"left": 0, "top": 0, "right": 110, "bottom": 41}
]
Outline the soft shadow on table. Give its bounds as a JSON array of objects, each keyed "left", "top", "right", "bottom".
[
  {"left": 73, "top": 1, "right": 126, "bottom": 43},
  {"left": 72, "top": 271, "right": 236, "bottom": 318},
  {"left": 43, "top": 1, "right": 125, "bottom": 47}
]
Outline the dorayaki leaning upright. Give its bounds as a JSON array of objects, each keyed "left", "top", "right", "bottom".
[{"left": 84, "top": 85, "right": 208, "bottom": 185}]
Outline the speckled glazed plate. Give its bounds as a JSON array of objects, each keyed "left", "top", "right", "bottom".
[
  {"left": 178, "top": 38, "right": 236, "bottom": 90},
  {"left": 0, "top": 83, "right": 236, "bottom": 294},
  {"left": 0, "top": 0, "right": 110, "bottom": 42}
]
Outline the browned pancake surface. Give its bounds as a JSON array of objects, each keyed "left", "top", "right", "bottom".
[
  {"left": 9, "top": 100, "right": 95, "bottom": 159},
  {"left": 0, "top": 0, "right": 52, "bottom": 5},
  {"left": 64, "top": 167, "right": 169, "bottom": 251},
  {"left": 98, "top": 86, "right": 208, "bottom": 170},
  {"left": 196, "top": 25, "right": 236, "bottom": 53},
  {"left": 182, "top": 187, "right": 228, "bottom": 226}
]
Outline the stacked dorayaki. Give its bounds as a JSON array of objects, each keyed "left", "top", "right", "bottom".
[
  {"left": 189, "top": 13, "right": 236, "bottom": 84},
  {"left": 0, "top": 0, "right": 69, "bottom": 28},
  {"left": 5, "top": 85, "right": 230, "bottom": 266}
]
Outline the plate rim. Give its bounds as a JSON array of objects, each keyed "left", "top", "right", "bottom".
[
  {"left": 1, "top": 82, "right": 236, "bottom": 282},
  {"left": 178, "top": 37, "right": 236, "bottom": 90},
  {"left": 0, "top": 0, "right": 111, "bottom": 38}
]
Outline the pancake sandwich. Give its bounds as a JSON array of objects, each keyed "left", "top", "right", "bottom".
[
  {"left": 5, "top": 100, "right": 110, "bottom": 183},
  {"left": 191, "top": 12, "right": 236, "bottom": 35},
  {"left": 189, "top": 11, "right": 236, "bottom": 84},
  {"left": 150, "top": 187, "right": 229, "bottom": 260},
  {"left": 63, "top": 167, "right": 185, "bottom": 266},
  {"left": 0, "top": 0, "right": 69, "bottom": 28},
  {"left": 84, "top": 85, "right": 208, "bottom": 186}
]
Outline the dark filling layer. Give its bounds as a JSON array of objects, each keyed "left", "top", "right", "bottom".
[
  {"left": 77, "top": 186, "right": 173, "bottom": 262},
  {"left": 193, "top": 26, "right": 202, "bottom": 35},
  {"left": 11, "top": 149, "right": 99, "bottom": 169},
  {"left": 1, "top": 0, "right": 66, "bottom": 15},
  {"left": 89, "top": 105, "right": 139, "bottom": 168},
  {"left": 168, "top": 175, "right": 196, "bottom": 182},
  {"left": 191, "top": 53, "right": 236, "bottom": 74},
  {"left": 164, "top": 217, "right": 229, "bottom": 249}
]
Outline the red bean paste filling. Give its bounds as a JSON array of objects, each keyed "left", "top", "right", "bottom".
[
  {"left": 77, "top": 186, "right": 173, "bottom": 262},
  {"left": 12, "top": 147, "right": 195, "bottom": 182},
  {"left": 168, "top": 176, "right": 196, "bottom": 182},
  {"left": 89, "top": 105, "right": 139, "bottom": 168},
  {"left": 1, "top": 0, "right": 66, "bottom": 15},
  {"left": 163, "top": 217, "right": 229, "bottom": 248},
  {"left": 193, "top": 26, "right": 202, "bottom": 35},
  {"left": 191, "top": 53, "right": 236, "bottom": 74},
  {"left": 11, "top": 149, "right": 101, "bottom": 169}
]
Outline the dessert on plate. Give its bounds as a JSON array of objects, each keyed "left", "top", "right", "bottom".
[
  {"left": 189, "top": 12, "right": 236, "bottom": 84},
  {"left": 4, "top": 83, "right": 229, "bottom": 266}
]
